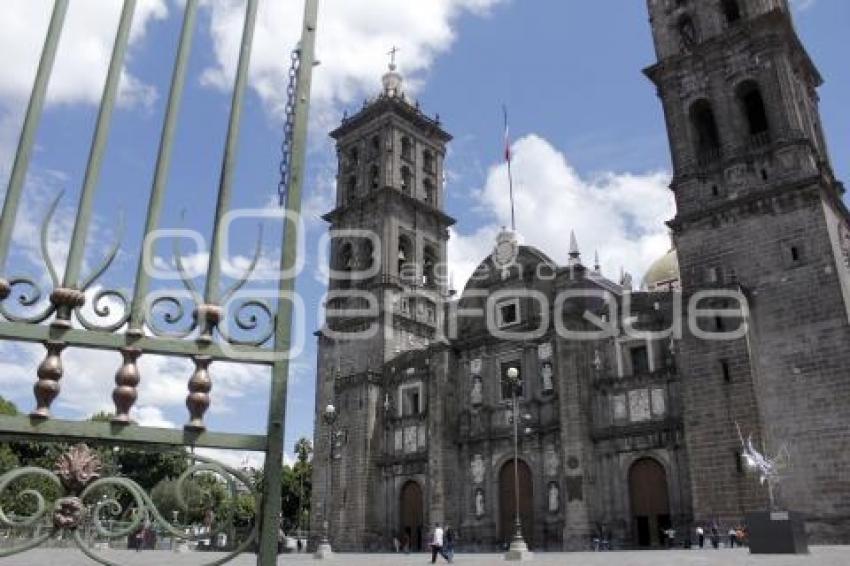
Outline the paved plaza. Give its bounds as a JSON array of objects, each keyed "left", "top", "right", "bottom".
[{"left": 4, "top": 547, "right": 849, "bottom": 566}]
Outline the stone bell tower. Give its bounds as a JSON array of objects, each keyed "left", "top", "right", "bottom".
[
  {"left": 645, "top": 0, "right": 850, "bottom": 540},
  {"left": 311, "top": 59, "right": 455, "bottom": 550}
]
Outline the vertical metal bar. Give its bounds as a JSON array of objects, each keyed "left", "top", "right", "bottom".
[
  {"left": 202, "top": 0, "right": 259, "bottom": 311},
  {"left": 0, "top": 0, "right": 69, "bottom": 280},
  {"left": 59, "top": 0, "right": 137, "bottom": 303},
  {"left": 128, "top": 0, "right": 199, "bottom": 334},
  {"left": 257, "top": 0, "right": 320, "bottom": 563}
]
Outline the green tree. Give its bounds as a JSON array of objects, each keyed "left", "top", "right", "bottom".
[
  {"left": 0, "top": 396, "right": 62, "bottom": 516},
  {"left": 281, "top": 438, "right": 312, "bottom": 532},
  {"left": 150, "top": 472, "right": 231, "bottom": 526},
  {"left": 88, "top": 411, "right": 188, "bottom": 491},
  {"left": 0, "top": 397, "right": 19, "bottom": 476},
  {"left": 0, "top": 396, "right": 18, "bottom": 416}
]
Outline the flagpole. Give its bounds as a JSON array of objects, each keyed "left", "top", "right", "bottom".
[{"left": 503, "top": 105, "right": 516, "bottom": 232}]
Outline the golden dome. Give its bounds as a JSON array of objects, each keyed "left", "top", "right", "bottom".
[{"left": 643, "top": 248, "right": 680, "bottom": 291}]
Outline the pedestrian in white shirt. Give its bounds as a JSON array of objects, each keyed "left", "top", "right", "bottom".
[{"left": 430, "top": 523, "right": 451, "bottom": 563}]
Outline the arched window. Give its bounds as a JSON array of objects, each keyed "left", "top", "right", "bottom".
[
  {"left": 423, "top": 150, "right": 434, "bottom": 173},
  {"left": 346, "top": 176, "right": 357, "bottom": 203},
  {"left": 338, "top": 242, "right": 354, "bottom": 288},
  {"left": 370, "top": 135, "right": 381, "bottom": 157},
  {"left": 423, "top": 246, "right": 437, "bottom": 287},
  {"left": 677, "top": 15, "right": 698, "bottom": 51},
  {"left": 370, "top": 164, "right": 380, "bottom": 190},
  {"left": 689, "top": 99, "right": 721, "bottom": 160},
  {"left": 347, "top": 147, "right": 359, "bottom": 171},
  {"left": 423, "top": 178, "right": 435, "bottom": 205},
  {"left": 401, "top": 166, "right": 412, "bottom": 195},
  {"left": 721, "top": 0, "right": 742, "bottom": 24},
  {"left": 737, "top": 81, "right": 770, "bottom": 139},
  {"left": 398, "top": 235, "right": 413, "bottom": 278},
  {"left": 401, "top": 136, "right": 412, "bottom": 161}
]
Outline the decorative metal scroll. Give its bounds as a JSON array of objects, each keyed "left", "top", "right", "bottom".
[
  {"left": 0, "top": 0, "right": 320, "bottom": 563},
  {"left": 0, "top": 444, "right": 259, "bottom": 565}
]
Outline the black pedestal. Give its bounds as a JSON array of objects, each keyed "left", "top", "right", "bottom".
[{"left": 746, "top": 511, "right": 808, "bottom": 554}]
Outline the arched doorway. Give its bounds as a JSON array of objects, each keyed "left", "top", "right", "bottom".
[
  {"left": 629, "top": 458, "right": 671, "bottom": 547},
  {"left": 399, "top": 480, "right": 424, "bottom": 552},
  {"left": 499, "top": 459, "right": 534, "bottom": 548}
]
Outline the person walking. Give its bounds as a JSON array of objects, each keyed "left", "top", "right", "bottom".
[
  {"left": 735, "top": 525, "right": 747, "bottom": 548},
  {"left": 665, "top": 527, "right": 676, "bottom": 548},
  {"left": 444, "top": 525, "right": 455, "bottom": 561},
  {"left": 430, "top": 523, "right": 451, "bottom": 563},
  {"left": 710, "top": 524, "right": 720, "bottom": 549},
  {"left": 728, "top": 527, "right": 737, "bottom": 548},
  {"left": 695, "top": 525, "right": 704, "bottom": 549}
]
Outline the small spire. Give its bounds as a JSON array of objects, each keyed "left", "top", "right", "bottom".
[
  {"left": 620, "top": 268, "right": 633, "bottom": 291},
  {"left": 593, "top": 250, "right": 601, "bottom": 274},
  {"left": 568, "top": 230, "right": 581, "bottom": 266}
]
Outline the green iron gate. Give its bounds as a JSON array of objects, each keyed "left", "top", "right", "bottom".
[{"left": 0, "top": 0, "right": 319, "bottom": 564}]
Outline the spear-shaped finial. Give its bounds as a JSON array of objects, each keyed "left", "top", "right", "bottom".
[{"left": 568, "top": 230, "right": 581, "bottom": 266}]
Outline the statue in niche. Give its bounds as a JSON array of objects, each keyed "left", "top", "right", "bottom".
[
  {"left": 474, "top": 488, "right": 485, "bottom": 518},
  {"left": 470, "top": 375, "right": 483, "bottom": 406},
  {"left": 592, "top": 349, "right": 603, "bottom": 372},
  {"left": 548, "top": 482, "right": 560, "bottom": 513},
  {"left": 544, "top": 446, "right": 559, "bottom": 477},
  {"left": 470, "top": 454, "right": 485, "bottom": 484},
  {"left": 540, "top": 361, "right": 554, "bottom": 393}
]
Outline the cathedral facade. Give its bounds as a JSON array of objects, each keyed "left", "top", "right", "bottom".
[{"left": 311, "top": 0, "right": 850, "bottom": 551}]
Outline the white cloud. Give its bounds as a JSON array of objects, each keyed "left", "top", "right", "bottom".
[
  {"left": 0, "top": 339, "right": 268, "bottom": 424},
  {"left": 151, "top": 250, "right": 281, "bottom": 281},
  {"left": 448, "top": 134, "right": 675, "bottom": 290},
  {"left": 132, "top": 404, "right": 177, "bottom": 428},
  {"left": 201, "top": 0, "right": 506, "bottom": 123},
  {"left": 0, "top": 0, "right": 168, "bottom": 108}
]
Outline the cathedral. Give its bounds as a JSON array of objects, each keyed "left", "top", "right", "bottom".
[{"left": 310, "top": 0, "right": 850, "bottom": 551}]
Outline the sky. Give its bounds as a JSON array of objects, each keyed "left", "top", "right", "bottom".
[{"left": 0, "top": 0, "right": 847, "bottom": 468}]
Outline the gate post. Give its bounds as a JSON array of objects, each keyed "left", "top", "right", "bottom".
[{"left": 257, "top": 0, "right": 320, "bottom": 564}]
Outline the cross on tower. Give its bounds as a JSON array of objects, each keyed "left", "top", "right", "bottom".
[{"left": 387, "top": 45, "right": 400, "bottom": 69}]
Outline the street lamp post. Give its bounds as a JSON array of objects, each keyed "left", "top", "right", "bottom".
[
  {"left": 505, "top": 367, "right": 533, "bottom": 561},
  {"left": 315, "top": 403, "right": 340, "bottom": 559}
]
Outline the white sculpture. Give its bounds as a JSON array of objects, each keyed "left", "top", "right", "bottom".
[
  {"left": 544, "top": 446, "right": 559, "bottom": 477},
  {"left": 548, "top": 483, "right": 560, "bottom": 513},
  {"left": 471, "top": 454, "right": 485, "bottom": 484},
  {"left": 540, "top": 361, "right": 554, "bottom": 392},
  {"left": 737, "top": 423, "right": 790, "bottom": 510},
  {"left": 592, "top": 349, "right": 603, "bottom": 372},
  {"left": 474, "top": 489, "right": 485, "bottom": 518},
  {"left": 471, "top": 375, "right": 483, "bottom": 406}
]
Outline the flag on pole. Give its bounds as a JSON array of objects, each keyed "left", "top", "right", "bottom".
[
  {"left": 503, "top": 105, "right": 516, "bottom": 231},
  {"left": 503, "top": 105, "right": 512, "bottom": 163}
]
